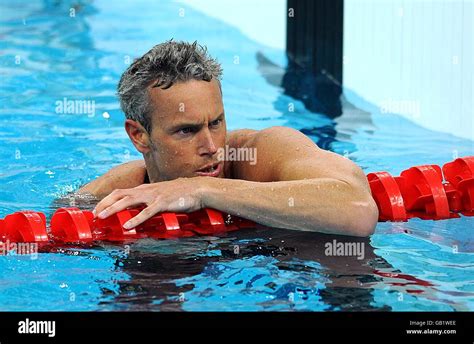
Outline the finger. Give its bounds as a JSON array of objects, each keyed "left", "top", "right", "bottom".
[
  {"left": 123, "top": 202, "right": 162, "bottom": 229},
  {"left": 93, "top": 189, "right": 128, "bottom": 218},
  {"left": 97, "top": 195, "right": 142, "bottom": 220}
]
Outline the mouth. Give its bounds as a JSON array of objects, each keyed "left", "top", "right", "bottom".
[{"left": 195, "top": 162, "right": 222, "bottom": 177}]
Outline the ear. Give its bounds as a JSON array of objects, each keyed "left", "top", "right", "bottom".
[{"left": 125, "top": 119, "right": 151, "bottom": 154}]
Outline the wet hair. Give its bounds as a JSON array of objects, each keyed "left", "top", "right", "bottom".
[{"left": 118, "top": 40, "right": 223, "bottom": 133}]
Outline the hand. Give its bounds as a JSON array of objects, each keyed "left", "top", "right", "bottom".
[{"left": 92, "top": 177, "right": 205, "bottom": 229}]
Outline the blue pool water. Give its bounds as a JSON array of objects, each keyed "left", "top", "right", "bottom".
[{"left": 1, "top": 0, "right": 473, "bottom": 311}]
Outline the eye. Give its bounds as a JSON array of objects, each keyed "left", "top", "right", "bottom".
[
  {"left": 210, "top": 119, "right": 222, "bottom": 128},
  {"left": 178, "top": 127, "right": 194, "bottom": 135}
]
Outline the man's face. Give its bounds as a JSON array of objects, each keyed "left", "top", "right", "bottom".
[{"left": 146, "top": 78, "right": 226, "bottom": 181}]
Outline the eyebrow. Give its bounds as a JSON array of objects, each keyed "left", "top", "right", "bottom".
[{"left": 169, "top": 112, "right": 224, "bottom": 132}]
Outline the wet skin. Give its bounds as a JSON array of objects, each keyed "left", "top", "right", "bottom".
[{"left": 78, "top": 79, "right": 378, "bottom": 237}]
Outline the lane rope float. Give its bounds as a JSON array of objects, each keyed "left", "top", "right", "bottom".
[
  {"left": 0, "top": 156, "right": 472, "bottom": 244},
  {"left": 367, "top": 156, "right": 474, "bottom": 221}
]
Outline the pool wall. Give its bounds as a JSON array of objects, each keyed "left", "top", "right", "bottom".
[
  {"left": 183, "top": 0, "right": 473, "bottom": 141},
  {"left": 343, "top": 0, "right": 473, "bottom": 141}
]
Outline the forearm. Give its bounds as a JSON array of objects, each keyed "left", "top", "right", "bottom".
[{"left": 201, "top": 177, "right": 378, "bottom": 237}]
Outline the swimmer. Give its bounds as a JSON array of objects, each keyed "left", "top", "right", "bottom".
[{"left": 79, "top": 40, "right": 378, "bottom": 237}]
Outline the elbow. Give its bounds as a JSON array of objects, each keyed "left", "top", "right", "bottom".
[{"left": 348, "top": 195, "right": 379, "bottom": 237}]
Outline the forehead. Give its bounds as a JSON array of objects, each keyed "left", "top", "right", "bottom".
[{"left": 147, "top": 79, "right": 223, "bottom": 125}]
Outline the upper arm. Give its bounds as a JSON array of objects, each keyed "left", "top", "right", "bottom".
[
  {"left": 252, "top": 127, "right": 370, "bottom": 191},
  {"left": 77, "top": 159, "right": 146, "bottom": 199},
  {"left": 247, "top": 127, "right": 378, "bottom": 236}
]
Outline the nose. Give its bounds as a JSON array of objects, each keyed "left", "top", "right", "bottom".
[{"left": 197, "top": 128, "right": 218, "bottom": 157}]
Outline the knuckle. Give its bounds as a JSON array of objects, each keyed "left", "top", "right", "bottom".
[
  {"left": 124, "top": 194, "right": 135, "bottom": 201},
  {"left": 105, "top": 204, "right": 116, "bottom": 212},
  {"left": 141, "top": 207, "right": 152, "bottom": 217},
  {"left": 110, "top": 189, "right": 122, "bottom": 196}
]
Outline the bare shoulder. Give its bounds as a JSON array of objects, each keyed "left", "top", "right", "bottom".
[
  {"left": 77, "top": 159, "right": 147, "bottom": 198},
  {"left": 227, "top": 126, "right": 315, "bottom": 181},
  {"left": 227, "top": 128, "right": 259, "bottom": 149},
  {"left": 229, "top": 126, "right": 367, "bottom": 187},
  {"left": 229, "top": 126, "right": 316, "bottom": 150},
  {"left": 251, "top": 126, "right": 316, "bottom": 147}
]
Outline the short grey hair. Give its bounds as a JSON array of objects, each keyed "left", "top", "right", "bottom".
[{"left": 118, "top": 40, "right": 223, "bottom": 133}]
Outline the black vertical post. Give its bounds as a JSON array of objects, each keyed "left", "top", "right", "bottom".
[{"left": 285, "top": 0, "right": 343, "bottom": 118}]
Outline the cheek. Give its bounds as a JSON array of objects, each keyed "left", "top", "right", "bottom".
[
  {"left": 170, "top": 142, "right": 191, "bottom": 158},
  {"left": 153, "top": 136, "right": 183, "bottom": 156},
  {"left": 162, "top": 142, "right": 195, "bottom": 167},
  {"left": 217, "top": 131, "right": 227, "bottom": 148}
]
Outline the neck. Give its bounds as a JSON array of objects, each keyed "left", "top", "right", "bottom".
[{"left": 144, "top": 156, "right": 162, "bottom": 183}]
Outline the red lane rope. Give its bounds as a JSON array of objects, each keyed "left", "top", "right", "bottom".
[
  {"left": 368, "top": 156, "right": 474, "bottom": 222},
  {"left": 0, "top": 207, "right": 256, "bottom": 244},
  {"left": 0, "top": 156, "right": 472, "bottom": 244}
]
